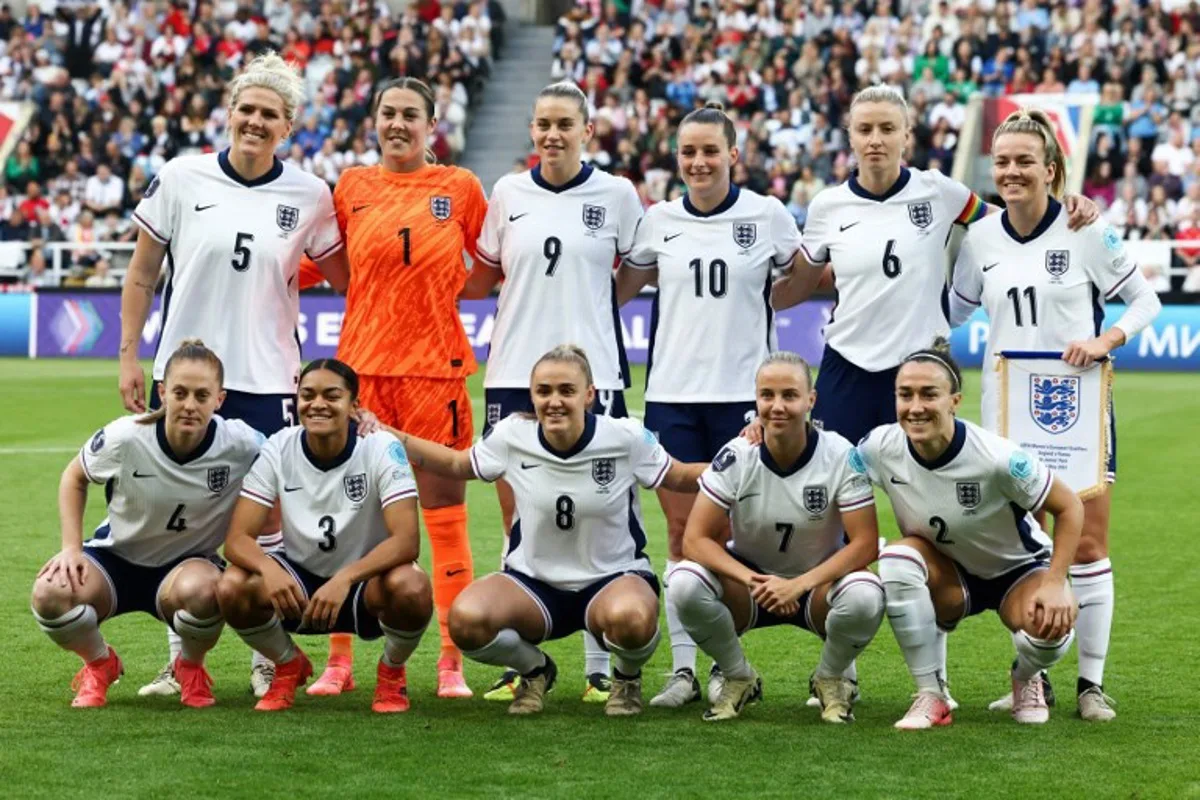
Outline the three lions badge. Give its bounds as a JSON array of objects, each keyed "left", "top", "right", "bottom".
[{"left": 1030, "top": 374, "right": 1080, "bottom": 434}]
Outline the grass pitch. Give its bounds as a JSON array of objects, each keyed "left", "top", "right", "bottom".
[{"left": 1, "top": 359, "right": 1198, "bottom": 799}]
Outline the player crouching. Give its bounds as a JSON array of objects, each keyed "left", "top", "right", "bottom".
[
  {"left": 217, "top": 359, "right": 432, "bottom": 713},
  {"left": 32, "top": 341, "right": 263, "bottom": 708}
]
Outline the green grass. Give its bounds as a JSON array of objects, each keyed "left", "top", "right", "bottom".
[{"left": 2, "top": 359, "right": 1198, "bottom": 799}]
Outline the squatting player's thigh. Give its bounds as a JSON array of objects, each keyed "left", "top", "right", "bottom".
[
  {"left": 449, "top": 573, "right": 549, "bottom": 645},
  {"left": 885, "top": 536, "right": 966, "bottom": 625},
  {"left": 585, "top": 573, "right": 660, "bottom": 635}
]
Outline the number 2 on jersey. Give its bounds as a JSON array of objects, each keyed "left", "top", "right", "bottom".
[
  {"left": 318, "top": 515, "right": 337, "bottom": 552},
  {"left": 930, "top": 515, "right": 953, "bottom": 544}
]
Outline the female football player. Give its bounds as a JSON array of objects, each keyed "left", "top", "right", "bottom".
[
  {"left": 217, "top": 359, "right": 433, "bottom": 713},
  {"left": 949, "top": 109, "right": 1161, "bottom": 721},
  {"left": 860, "top": 351, "right": 1084, "bottom": 728},
  {"left": 670, "top": 352, "right": 884, "bottom": 723},
  {"left": 614, "top": 101, "right": 806, "bottom": 707},
  {"left": 32, "top": 341, "right": 263, "bottom": 708},
  {"left": 395, "top": 346, "right": 707, "bottom": 717},
  {"left": 461, "top": 80, "right": 645, "bottom": 703},
  {"left": 327, "top": 77, "right": 488, "bottom": 699},
  {"left": 119, "top": 52, "right": 351, "bottom": 699}
]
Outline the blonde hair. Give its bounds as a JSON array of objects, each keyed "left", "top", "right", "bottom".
[
  {"left": 138, "top": 339, "right": 225, "bottom": 424},
  {"left": 536, "top": 81, "right": 590, "bottom": 123},
  {"left": 757, "top": 351, "right": 813, "bottom": 390},
  {"left": 992, "top": 108, "right": 1067, "bottom": 198},
  {"left": 531, "top": 344, "right": 594, "bottom": 386},
  {"left": 228, "top": 51, "right": 306, "bottom": 125},
  {"left": 848, "top": 84, "right": 910, "bottom": 121}
]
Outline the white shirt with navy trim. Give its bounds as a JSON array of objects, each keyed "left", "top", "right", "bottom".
[
  {"left": 477, "top": 164, "right": 643, "bottom": 391},
  {"left": 469, "top": 414, "right": 668, "bottom": 590},
  {"left": 133, "top": 150, "right": 343, "bottom": 395},
  {"left": 856, "top": 419, "right": 1054, "bottom": 579},
  {"left": 951, "top": 201, "right": 1138, "bottom": 431},
  {"left": 801, "top": 167, "right": 976, "bottom": 371},
  {"left": 698, "top": 428, "right": 874, "bottom": 578},
  {"left": 624, "top": 186, "right": 801, "bottom": 402},
  {"left": 240, "top": 427, "right": 417, "bottom": 578},
  {"left": 80, "top": 414, "right": 264, "bottom": 567}
]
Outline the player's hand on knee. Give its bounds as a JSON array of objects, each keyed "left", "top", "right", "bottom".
[
  {"left": 119, "top": 361, "right": 146, "bottom": 413},
  {"left": 38, "top": 549, "right": 89, "bottom": 591},
  {"left": 750, "top": 574, "right": 806, "bottom": 614},
  {"left": 1026, "top": 577, "right": 1075, "bottom": 639},
  {"left": 301, "top": 575, "right": 351, "bottom": 632},
  {"left": 263, "top": 561, "right": 306, "bottom": 620}
]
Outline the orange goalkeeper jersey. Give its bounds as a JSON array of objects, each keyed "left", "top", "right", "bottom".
[{"left": 333, "top": 164, "right": 487, "bottom": 378}]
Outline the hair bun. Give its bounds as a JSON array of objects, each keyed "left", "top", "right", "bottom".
[{"left": 704, "top": 100, "right": 727, "bottom": 112}]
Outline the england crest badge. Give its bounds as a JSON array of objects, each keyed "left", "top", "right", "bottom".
[
  {"left": 344, "top": 472, "right": 368, "bottom": 502},
  {"left": 1030, "top": 375, "right": 1079, "bottom": 434},
  {"left": 908, "top": 201, "right": 933, "bottom": 229},
  {"left": 1045, "top": 250, "right": 1070, "bottom": 277},
  {"left": 803, "top": 485, "right": 828, "bottom": 515},
  {"left": 733, "top": 222, "right": 757, "bottom": 249},
  {"left": 431, "top": 195, "right": 452, "bottom": 221},
  {"left": 207, "top": 466, "right": 230, "bottom": 493},
  {"left": 582, "top": 204, "right": 606, "bottom": 230},
  {"left": 276, "top": 204, "right": 299, "bottom": 232},
  {"left": 592, "top": 458, "right": 616, "bottom": 486},
  {"left": 955, "top": 481, "right": 981, "bottom": 509}
]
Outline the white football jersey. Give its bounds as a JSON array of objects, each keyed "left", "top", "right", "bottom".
[
  {"left": 477, "top": 165, "right": 643, "bottom": 391},
  {"left": 951, "top": 204, "right": 1138, "bottom": 430},
  {"left": 133, "top": 151, "right": 343, "bottom": 395},
  {"left": 240, "top": 428, "right": 417, "bottom": 578},
  {"left": 857, "top": 419, "right": 1054, "bottom": 579},
  {"left": 470, "top": 414, "right": 669, "bottom": 590},
  {"left": 624, "top": 186, "right": 802, "bottom": 402},
  {"left": 80, "top": 415, "right": 264, "bottom": 567},
  {"left": 801, "top": 167, "right": 982, "bottom": 370},
  {"left": 698, "top": 428, "right": 874, "bottom": 578}
]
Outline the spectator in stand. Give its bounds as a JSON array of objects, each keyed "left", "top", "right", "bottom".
[
  {"left": 84, "top": 163, "right": 124, "bottom": 216},
  {"left": 1177, "top": 208, "right": 1200, "bottom": 292},
  {"left": 85, "top": 257, "right": 120, "bottom": 288}
]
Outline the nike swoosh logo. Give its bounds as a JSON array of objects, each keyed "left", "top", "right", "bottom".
[
  {"left": 982, "top": 262, "right": 999, "bottom": 272},
  {"left": 663, "top": 233, "right": 683, "bottom": 242},
  {"left": 839, "top": 222, "right": 860, "bottom": 232},
  {"left": 889, "top": 477, "right": 908, "bottom": 485},
  {"left": 132, "top": 470, "right": 155, "bottom": 478},
  {"left": 284, "top": 485, "right": 303, "bottom": 492},
  {"left": 737, "top": 493, "right": 760, "bottom": 502},
  {"left": 352, "top": 204, "right": 370, "bottom": 213},
  {"left": 520, "top": 462, "right": 540, "bottom": 470},
  {"left": 194, "top": 204, "right": 216, "bottom": 212},
  {"left": 446, "top": 568, "right": 467, "bottom": 577},
  {"left": 508, "top": 213, "right": 528, "bottom": 222}
]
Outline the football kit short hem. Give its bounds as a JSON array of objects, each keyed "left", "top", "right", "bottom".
[{"left": 358, "top": 375, "right": 474, "bottom": 451}]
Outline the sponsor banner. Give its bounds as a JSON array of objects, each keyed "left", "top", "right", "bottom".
[{"left": 0, "top": 293, "right": 31, "bottom": 356}]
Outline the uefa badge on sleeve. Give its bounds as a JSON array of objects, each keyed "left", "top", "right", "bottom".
[
  {"left": 907, "top": 201, "right": 933, "bottom": 229},
  {"left": 1030, "top": 375, "right": 1080, "bottom": 434},
  {"left": 344, "top": 473, "right": 368, "bottom": 502},
  {"left": 431, "top": 196, "right": 452, "bottom": 221}
]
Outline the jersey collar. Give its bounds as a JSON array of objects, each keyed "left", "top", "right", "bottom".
[
  {"left": 847, "top": 167, "right": 911, "bottom": 201},
  {"left": 538, "top": 413, "right": 597, "bottom": 459},
  {"left": 759, "top": 425, "right": 819, "bottom": 478},
  {"left": 531, "top": 163, "right": 594, "bottom": 193},
  {"left": 907, "top": 419, "right": 967, "bottom": 470},
  {"left": 302, "top": 422, "right": 358, "bottom": 471},
  {"left": 218, "top": 148, "right": 284, "bottom": 187},
  {"left": 1001, "top": 196, "right": 1062, "bottom": 244},
  {"left": 683, "top": 184, "right": 740, "bottom": 217},
  {"left": 155, "top": 418, "right": 218, "bottom": 465}
]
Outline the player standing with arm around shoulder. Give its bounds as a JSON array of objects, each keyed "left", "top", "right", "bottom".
[
  {"left": 395, "top": 347, "right": 708, "bottom": 717},
  {"left": 613, "top": 102, "right": 807, "bottom": 708},
  {"left": 860, "top": 352, "right": 1084, "bottom": 729},
  {"left": 117, "top": 52, "right": 350, "bottom": 699},
  {"left": 329, "top": 78, "right": 487, "bottom": 699},
  {"left": 462, "top": 81, "right": 645, "bottom": 703},
  {"left": 949, "top": 109, "right": 1161, "bottom": 721},
  {"left": 669, "top": 352, "right": 884, "bottom": 723},
  {"left": 31, "top": 342, "right": 263, "bottom": 709},
  {"left": 216, "top": 360, "right": 433, "bottom": 713}
]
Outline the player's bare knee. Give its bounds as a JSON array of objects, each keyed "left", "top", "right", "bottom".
[
  {"left": 382, "top": 566, "right": 433, "bottom": 618},
  {"left": 600, "top": 598, "right": 658, "bottom": 648},
  {"left": 448, "top": 597, "right": 494, "bottom": 650},
  {"left": 170, "top": 568, "right": 221, "bottom": 617},
  {"left": 215, "top": 569, "right": 253, "bottom": 620},
  {"left": 30, "top": 578, "right": 74, "bottom": 618}
]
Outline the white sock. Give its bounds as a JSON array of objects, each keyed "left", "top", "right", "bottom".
[
  {"left": 234, "top": 617, "right": 296, "bottom": 664},
  {"left": 879, "top": 545, "right": 942, "bottom": 694},
  {"left": 380, "top": 621, "right": 426, "bottom": 668},
  {"left": 499, "top": 534, "right": 509, "bottom": 572},
  {"left": 251, "top": 649, "right": 272, "bottom": 669},
  {"left": 173, "top": 610, "right": 224, "bottom": 663},
  {"left": 1013, "top": 629, "right": 1074, "bottom": 680},
  {"left": 462, "top": 629, "right": 545, "bottom": 676},
  {"left": 34, "top": 604, "right": 108, "bottom": 663},
  {"left": 664, "top": 560, "right": 698, "bottom": 674},
  {"left": 168, "top": 628, "right": 182, "bottom": 663},
  {"left": 668, "top": 562, "right": 753, "bottom": 680},
  {"left": 816, "top": 573, "right": 885, "bottom": 679},
  {"left": 583, "top": 630, "right": 611, "bottom": 677},
  {"left": 603, "top": 629, "right": 660, "bottom": 677},
  {"left": 1070, "top": 559, "right": 1113, "bottom": 686},
  {"left": 936, "top": 628, "right": 949, "bottom": 686}
]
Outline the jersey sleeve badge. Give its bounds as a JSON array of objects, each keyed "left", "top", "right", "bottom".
[
  {"left": 848, "top": 447, "right": 868, "bottom": 475},
  {"left": 89, "top": 429, "right": 106, "bottom": 453},
  {"left": 1102, "top": 225, "right": 1122, "bottom": 252},
  {"left": 1009, "top": 451, "right": 1034, "bottom": 481},
  {"left": 712, "top": 446, "right": 737, "bottom": 472},
  {"left": 144, "top": 176, "right": 160, "bottom": 198}
]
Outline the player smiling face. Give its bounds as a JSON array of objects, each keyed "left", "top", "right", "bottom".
[
  {"left": 297, "top": 367, "right": 359, "bottom": 437},
  {"left": 530, "top": 358, "right": 596, "bottom": 440},
  {"left": 992, "top": 131, "right": 1056, "bottom": 209},
  {"left": 848, "top": 101, "right": 908, "bottom": 175},
  {"left": 677, "top": 121, "right": 737, "bottom": 198},
  {"left": 228, "top": 87, "right": 291, "bottom": 165},
  {"left": 531, "top": 95, "right": 592, "bottom": 174},
  {"left": 755, "top": 361, "right": 814, "bottom": 438},
  {"left": 157, "top": 358, "right": 225, "bottom": 436},
  {"left": 895, "top": 360, "right": 961, "bottom": 448},
  {"left": 374, "top": 86, "right": 437, "bottom": 171}
]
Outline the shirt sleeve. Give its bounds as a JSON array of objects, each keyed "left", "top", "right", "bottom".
[
  {"left": 836, "top": 441, "right": 875, "bottom": 512},
  {"left": 305, "top": 181, "right": 344, "bottom": 261},
  {"left": 332, "top": 173, "right": 351, "bottom": 235},
  {"left": 373, "top": 434, "right": 419, "bottom": 509},
  {"left": 131, "top": 160, "right": 180, "bottom": 244},
  {"left": 949, "top": 232, "right": 983, "bottom": 326},
  {"left": 460, "top": 171, "right": 489, "bottom": 261},
  {"left": 469, "top": 418, "right": 511, "bottom": 482},
  {"left": 697, "top": 442, "right": 740, "bottom": 510},
  {"left": 615, "top": 179, "right": 644, "bottom": 257},
  {"left": 769, "top": 196, "right": 802, "bottom": 268},
  {"left": 1082, "top": 221, "right": 1139, "bottom": 299},
  {"left": 799, "top": 192, "right": 831, "bottom": 264},
  {"left": 239, "top": 437, "right": 281, "bottom": 508},
  {"left": 628, "top": 420, "right": 671, "bottom": 489},
  {"left": 997, "top": 445, "right": 1054, "bottom": 513},
  {"left": 623, "top": 209, "right": 658, "bottom": 269},
  {"left": 475, "top": 180, "right": 504, "bottom": 268},
  {"left": 78, "top": 417, "right": 132, "bottom": 484},
  {"left": 931, "top": 170, "right": 987, "bottom": 226},
  {"left": 853, "top": 428, "right": 883, "bottom": 487}
]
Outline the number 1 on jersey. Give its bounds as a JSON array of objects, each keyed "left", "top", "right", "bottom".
[{"left": 398, "top": 227, "right": 411, "bottom": 266}]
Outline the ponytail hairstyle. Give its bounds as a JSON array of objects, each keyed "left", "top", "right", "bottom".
[
  {"left": 299, "top": 358, "right": 360, "bottom": 402},
  {"left": 757, "top": 350, "right": 814, "bottom": 391},
  {"left": 372, "top": 77, "right": 439, "bottom": 165},
  {"left": 531, "top": 344, "right": 594, "bottom": 386},
  {"left": 535, "top": 80, "right": 590, "bottom": 123},
  {"left": 679, "top": 100, "right": 737, "bottom": 149},
  {"left": 138, "top": 339, "right": 225, "bottom": 424},
  {"left": 228, "top": 51, "right": 306, "bottom": 126},
  {"left": 900, "top": 349, "right": 963, "bottom": 395},
  {"left": 992, "top": 107, "right": 1067, "bottom": 198}
]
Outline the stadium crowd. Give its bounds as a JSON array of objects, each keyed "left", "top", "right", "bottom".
[{"left": 2, "top": 0, "right": 1200, "bottom": 290}]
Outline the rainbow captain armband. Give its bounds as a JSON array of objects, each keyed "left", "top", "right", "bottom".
[{"left": 955, "top": 193, "right": 988, "bottom": 226}]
